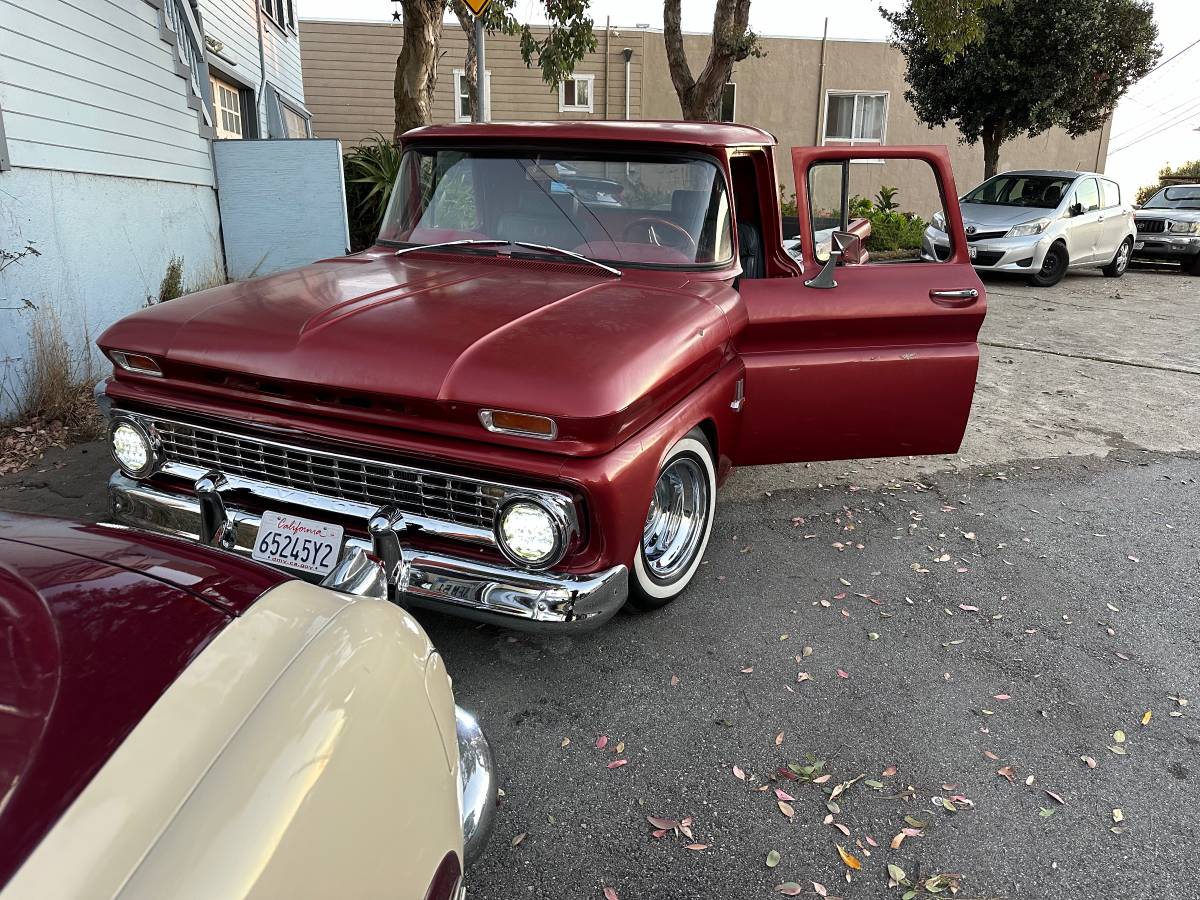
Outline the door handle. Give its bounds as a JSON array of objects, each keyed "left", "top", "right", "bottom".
[{"left": 929, "top": 288, "right": 979, "bottom": 308}]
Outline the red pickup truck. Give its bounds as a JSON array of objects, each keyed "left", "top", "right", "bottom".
[{"left": 97, "top": 121, "right": 985, "bottom": 631}]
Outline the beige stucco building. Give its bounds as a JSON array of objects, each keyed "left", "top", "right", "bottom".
[{"left": 300, "top": 19, "right": 1110, "bottom": 213}]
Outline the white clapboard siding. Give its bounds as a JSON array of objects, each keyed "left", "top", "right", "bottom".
[
  {"left": 0, "top": 0, "right": 214, "bottom": 185},
  {"left": 200, "top": 0, "right": 307, "bottom": 138}
]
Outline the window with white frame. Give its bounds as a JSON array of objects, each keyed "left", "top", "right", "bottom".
[
  {"left": 719, "top": 83, "right": 736, "bottom": 122},
  {"left": 823, "top": 91, "right": 888, "bottom": 145},
  {"left": 210, "top": 73, "right": 250, "bottom": 139},
  {"left": 453, "top": 69, "right": 492, "bottom": 123},
  {"left": 261, "top": 0, "right": 295, "bottom": 32},
  {"left": 559, "top": 74, "right": 594, "bottom": 113}
]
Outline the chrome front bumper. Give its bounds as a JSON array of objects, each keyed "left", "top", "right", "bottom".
[
  {"left": 109, "top": 473, "right": 628, "bottom": 632},
  {"left": 455, "top": 706, "right": 496, "bottom": 869}
]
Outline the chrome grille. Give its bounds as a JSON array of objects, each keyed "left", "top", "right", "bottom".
[{"left": 151, "top": 418, "right": 503, "bottom": 529}]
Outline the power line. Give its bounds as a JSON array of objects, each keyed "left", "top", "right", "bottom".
[
  {"left": 1109, "top": 109, "right": 1200, "bottom": 155},
  {"left": 1110, "top": 92, "right": 1200, "bottom": 140},
  {"left": 1146, "top": 37, "right": 1200, "bottom": 77}
]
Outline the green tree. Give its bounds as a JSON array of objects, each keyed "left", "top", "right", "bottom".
[
  {"left": 884, "top": 0, "right": 1160, "bottom": 179},
  {"left": 1136, "top": 160, "right": 1200, "bottom": 206},
  {"left": 663, "top": 0, "right": 763, "bottom": 120},
  {"left": 394, "top": 0, "right": 596, "bottom": 140},
  {"left": 905, "top": 0, "right": 1004, "bottom": 59}
]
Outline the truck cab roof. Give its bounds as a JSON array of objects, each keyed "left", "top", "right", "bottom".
[{"left": 403, "top": 120, "right": 777, "bottom": 150}]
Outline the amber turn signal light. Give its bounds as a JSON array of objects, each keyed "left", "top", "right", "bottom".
[
  {"left": 110, "top": 351, "right": 163, "bottom": 377},
  {"left": 479, "top": 409, "right": 557, "bottom": 440}
]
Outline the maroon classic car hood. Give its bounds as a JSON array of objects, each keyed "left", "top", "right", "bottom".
[
  {"left": 0, "top": 514, "right": 286, "bottom": 888},
  {"left": 98, "top": 250, "right": 735, "bottom": 436}
]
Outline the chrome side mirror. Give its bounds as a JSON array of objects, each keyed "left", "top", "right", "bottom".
[{"left": 804, "top": 231, "right": 863, "bottom": 290}]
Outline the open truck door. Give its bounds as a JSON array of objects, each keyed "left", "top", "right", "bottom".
[{"left": 733, "top": 145, "right": 986, "bottom": 466}]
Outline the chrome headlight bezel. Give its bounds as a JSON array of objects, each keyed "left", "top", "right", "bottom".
[
  {"left": 494, "top": 494, "right": 572, "bottom": 570},
  {"left": 1006, "top": 218, "right": 1050, "bottom": 238},
  {"left": 1167, "top": 220, "right": 1200, "bottom": 235},
  {"left": 108, "top": 416, "right": 159, "bottom": 479}
]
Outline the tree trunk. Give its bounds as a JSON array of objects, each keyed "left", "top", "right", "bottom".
[
  {"left": 454, "top": 5, "right": 478, "bottom": 121},
  {"left": 981, "top": 122, "right": 1004, "bottom": 180},
  {"left": 393, "top": 0, "right": 443, "bottom": 141},
  {"left": 664, "top": 0, "right": 754, "bottom": 120}
]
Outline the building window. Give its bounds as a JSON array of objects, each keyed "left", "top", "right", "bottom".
[
  {"left": 280, "top": 101, "right": 310, "bottom": 138},
  {"left": 719, "top": 83, "right": 736, "bottom": 122},
  {"left": 559, "top": 75, "right": 594, "bottom": 113},
  {"left": 823, "top": 91, "right": 888, "bottom": 145},
  {"left": 262, "top": 0, "right": 295, "bottom": 32},
  {"left": 453, "top": 69, "right": 491, "bottom": 123},
  {"left": 211, "top": 75, "right": 244, "bottom": 139}
]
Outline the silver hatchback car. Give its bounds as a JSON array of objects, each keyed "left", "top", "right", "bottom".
[{"left": 922, "top": 170, "right": 1137, "bottom": 286}]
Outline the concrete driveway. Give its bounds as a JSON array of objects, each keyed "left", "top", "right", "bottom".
[{"left": 1, "top": 266, "right": 1198, "bottom": 898}]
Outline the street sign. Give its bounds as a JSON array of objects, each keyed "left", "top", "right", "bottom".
[{"left": 462, "top": 0, "right": 492, "bottom": 15}]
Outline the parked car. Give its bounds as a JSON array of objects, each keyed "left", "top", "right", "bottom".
[
  {"left": 922, "top": 170, "right": 1136, "bottom": 286},
  {"left": 0, "top": 512, "right": 494, "bottom": 899},
  {"left": 96, "top": 122, "right": 986, "bottom": 632},
  {"left": 1132, "top": 184, "right": 1200, "bottom": 275}
]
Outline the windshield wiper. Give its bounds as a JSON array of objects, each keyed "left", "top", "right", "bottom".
[
  {"left": 503, "top": 241, "right": 622, "bottom": 277},
  {"left": 394, "top": 239, "right": 508, "bottom": 257},
  {"left": 396, "top": 238, "right": 621, "bottom": 276}
]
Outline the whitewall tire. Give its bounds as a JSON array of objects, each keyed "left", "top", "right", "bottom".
[{"left": 627, "top": 429, "right": 717, "bottom": 610}]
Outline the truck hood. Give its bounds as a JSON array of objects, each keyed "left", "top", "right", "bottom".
[
  {"left": 1134, "top": 208, "right": 1200, "bottom": 222},
  {"left": 99, "top": 250, "right": 736, "bottom": 451}
]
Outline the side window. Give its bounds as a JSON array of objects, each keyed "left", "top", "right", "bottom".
[
  {"left": 1074, "top": 178, "right": 1100, "bottom": 213},
  {"left": 1101, "top": 179, "right": 1121, "bottom": 209},
  {"left": 806, "top": 157, "right": 953, "bottom": 264}
]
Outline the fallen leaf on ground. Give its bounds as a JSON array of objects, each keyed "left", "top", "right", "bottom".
[
  {"left": 1113, "top": 808, "right": 1124, "bottom": 823},
  {"left": 778, "top": 801, "right": 795, "bottom": 818},
  {"left": 647, "top": 816, "right": 679, "bottom": 830},
  {"left": 774, "top": 885, "right": 803, "bottom": 897},
  {"left": 1141, "top": 710, "right": 1152, "bottom": 726},
  {"left": 812, "top": 882, "right": 828, "bottom": 897},
  {"left": 776, "top": 731, "right": 785, "bottom": 746},
  {"left": 812, "top": 774, "right": 832, "bottom": 784},
  {"left": 775, "top": 788, "right": 795, "bottom": 802},
  {"left": 1113, "top": 730, "right": 1126, "bottom": 743},
  {"left": 603, "top": 889, "right": 619, "bottom": 900},
  {"left": 890, "top": 832, "right": 906, "bottom": 849},
  {"left": 1082, "top": 756, "right": 1097, "bottom": 768},
  {"left": 596, "top": 736, "right": 609, "bottom": 750},
  {"left": 993, "top": 694, "right": 1011, "bottom": 701},
  {"left": 959, "top": 603, "right": 979, "bottom": 612},
  {"left": 733, "top": 765, "right": 745, "bottom": 781},
  {"left": 670, "top": 675, "right": 680, "bottom": 686},
  {"left": 797, "top": 672, "right": 812, "bottom": 683},
  {"left": 685, "top": 844, "right": 708, "bottom": 851},
  {"left": 561, "top": 737, "right": 571, "bottom": 748},
  {"left": 836, "top": 845, "right": 862, "bottom": 870},
  {"left": 887, "top": 863, "right": 907, "bottom": 884},
  {"left": 766, "top": 849, "right": 781, "bottom": 868},
  {"left": 741, "top": 667, "right": 754, "bottom": 674},
  {"left": 837, "top": 669, "right": 849, "bottom": 679},
  {"left": 1045, "top": 790, "right": 1065, "bottom": 805},
  {"left": 983, "top": 750, "right": 999, "bottom": 761},
  {"left": 882, "top": 765, "right": 897, "bottom": 777},
  {"left": 1038, "top": 807, "right": 1055, "bottom": 817},
  {"left": 607, "top": 759, "right": 627, "bottom": 769},
  {"left": 997, "top": 765, "right": 1015, "bottom": 782},
  {"left": 511, "top": 832, "right": 526, "bottom": 846}
]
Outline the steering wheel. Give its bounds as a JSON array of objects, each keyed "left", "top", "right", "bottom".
[{"left": 622, "top": 217, "right": 698, "bottom": 254}]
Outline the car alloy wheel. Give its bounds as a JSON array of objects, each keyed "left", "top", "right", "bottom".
[
  {"left": 1103, "top": 238, "right": 1132, "bottom": 278},
  {"left": 628, "top": 429, "right": 716, "bottom": 609}
]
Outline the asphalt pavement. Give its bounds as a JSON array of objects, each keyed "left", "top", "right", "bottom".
[{"left": 1, "top": 267, "right": 1198, "bottom": 899}]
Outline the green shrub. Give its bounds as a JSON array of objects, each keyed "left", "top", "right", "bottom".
[{"left": 344, "top": 135, "right": 405, "bottom": 252}]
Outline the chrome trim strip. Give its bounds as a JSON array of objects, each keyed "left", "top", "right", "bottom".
[
  {"left": 108, "top": 474, "right": 627, "bottom": 632},
  {"left": 478, "top": 409, "right": 558, "bottom": 441},
  {"left": 454, "top": 706, "right": 496, "bottom": 869}
]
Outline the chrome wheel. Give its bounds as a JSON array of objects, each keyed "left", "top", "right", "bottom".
[
  {"left": 1116, "top": 241, "right": 1130, "bottom": 272},
  {"left": 642, "top": 456, "right": 709, "bottom": 581}
]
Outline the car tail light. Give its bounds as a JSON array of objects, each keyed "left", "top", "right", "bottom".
[{"left": 423, "top": 851, "right": 463, "bottom": 900}]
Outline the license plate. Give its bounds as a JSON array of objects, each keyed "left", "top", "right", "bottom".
[
  {"left": 968, "top": 245, "right": 977, "bottom": 260},
  {"left": 252, "top": 511, "right": 344, "bottom": 576},
  {"left": 1134, "top": 241, "right": 1145, "bottom": 250}
]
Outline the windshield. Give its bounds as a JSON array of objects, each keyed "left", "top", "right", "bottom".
[
  {"left": 963, "top": 174, "right": 1075, "bottom": 209},
  {"left": 1143, "top": 186, "right": 1200, "bottom": 210},
  {"left": 378, "top": 148, "right": 733, "bottom": 267}
]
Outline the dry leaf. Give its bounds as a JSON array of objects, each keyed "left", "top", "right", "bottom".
[
  {"left": 1082, "top": 756, "right": 1097, "bottom": 768},
  {"left": 778, "top": 800, "right": 795, "bottom": 818},
  {"left": 833, "top": 822, "right": 850, "bottom": 836},
  {"left": 733, "top": 765, "right": 745, "bottom": 781},
  {"left": 836, "top": 844, "right": 862, "bottom": 870},
  {"left": 603, "top": 889, "right": 619, "bottom": 900},
  {"left": 511, "top": 832, "right": 527, "bottom": 846},
  {"left": 615, "top": 741, "right": 625, "bottom": 754},
  {"left": 561, "top": 737, "right": 571, "bottom": 748},
  {"left": 1141, "top": 710, "right": 1152, "bottom": 726},
  {"left": 775, "top": 788, "right": 795, "bottom": 802},
  {"left": 997, "top": 765, "right": 1015, "bottom": 782},
  {"left": 812, "top": 774, "right": 832, "bottom": 784},
  {"left": 766, "top": 849, "right": 781, "bottom": 868},
  {"left": 1113, "top": 808, "right": 1124, "bottom": 823},
  {"left": 993, "top": 694, "right": 1011, "bottom": 701},
  {"left": 647, "top": 816, "right": 678, "bottom": 830},
  {"left": 596, "top": 736, "right": 609, "bottom": 750},
  {"left": 890, "top": 831, "right": 906, "bottom": 849},
  {"left": 685, "top": 843, "right": 708, "bottom": 851},
  {"left": 774, "top": 885, "right": 803, "bottom": 897},
  {"left": 775, "top": 731, "right": 785, "bottom": 746},
  {"left": 670, "top": 675, "right": 680, "bottom": 686},
  {"left": 837, "top": 669, "right": 850, "bottom": 679},
  {"left": 882, "top": 765, "right": 897, "bottom": 777},
  {"left": 1045, "top": 789, "right": 1065, "bottom": 805},
  {"left": 1113, "top": 730, "right": 1126, "bottom": 743},
  {"left": 741, "top": 666, "right": 754, "bottom": 674},
  {"left": 812, "top": 883, "right": 828, "bottom": 898},
  {"left": 607, "top": 759, "right": 628, "bottom": 769}
]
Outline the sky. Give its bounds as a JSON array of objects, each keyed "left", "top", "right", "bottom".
[{"left": 297, "top": 0, "right": 1200, "bottom": 197}]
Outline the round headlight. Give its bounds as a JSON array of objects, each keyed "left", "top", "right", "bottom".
[
  {"left": 110, "top": 420, "right": 155, "bottom": 477},
  {"left": 496, "top": 498, "right": 564, "bottom": 569}
]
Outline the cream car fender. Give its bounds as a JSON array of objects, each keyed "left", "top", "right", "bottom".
[{"left": 3, "top": 581, "right": 463, "bottom": 900}]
